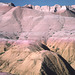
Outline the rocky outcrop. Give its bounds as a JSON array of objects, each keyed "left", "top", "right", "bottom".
[
  {"left": 23, "top": 4, "right": 34, "bottom": 9},
  {"left": 71, "top": 5, "right": 75, "bottom": 8},
  {"left": 34, "top": 5, "right": 41, "bottom": 11},
  {"left": 23, "top": 4, "right": 75, "bottom": 17},
  {"left": 0, "top": 2, "right": 15, "bottom": 7},
  {"left": 34, "top": 5, "right": 50, "bottom": 12},
  {"left": 50, "top": 4, "right": 62, "bottom": 12}
]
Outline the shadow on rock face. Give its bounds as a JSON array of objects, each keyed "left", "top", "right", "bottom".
[
  {"left": 40, "top": 52, "right": 75, "bottom": 75},
  {"left": 40, "top": 44, "right": 50, "bottom": 51},
  {"left": 58, "top": 55, "right": 75, "bottom": 75},
  {"left": 28, "top": 42, "right": 50, "bottom": 52},
  {"left": 40, "top": 61, "right": 57, "bottom": 75}
]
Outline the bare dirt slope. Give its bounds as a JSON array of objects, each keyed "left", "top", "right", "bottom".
[
  {"left": 0, "top": 3, "right": 75, "bottom": 40},
  {"left": 0, "top": 39, "right": 75, "bottom": 75}
]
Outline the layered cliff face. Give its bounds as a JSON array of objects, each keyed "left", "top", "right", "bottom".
[{"left": 0, "top": 2, "right": 75, "bottom": 75}]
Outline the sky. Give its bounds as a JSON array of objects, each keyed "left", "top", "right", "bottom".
[{"left": 0, "top": 0, "right": 75, "bottom": 6}]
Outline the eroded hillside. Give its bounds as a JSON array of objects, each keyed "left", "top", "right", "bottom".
[{"left": 0, "top": 2, "right": 75, "bottom": 75}]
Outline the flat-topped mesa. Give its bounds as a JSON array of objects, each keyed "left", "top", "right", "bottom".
[{"left": 0, "top": 2, "right": 15, "bottom": 7}]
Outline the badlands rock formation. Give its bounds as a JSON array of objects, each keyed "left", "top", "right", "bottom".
[
  {"left": 71, "top": 5, "right": 75, "bottom": 8},
  {"left": 24, "top": 4, "right": 75, "bottom": 17},
  {"left": 0, "top": 39, "right": 75, "bottom": 75},
  {"left": 0, "top": 2, "right": 75, "bottom": 75},
  {"left": 0, "top": 2, "right": 15, "bottom": 7}
]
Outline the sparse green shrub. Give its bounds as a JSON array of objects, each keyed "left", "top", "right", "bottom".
[
  {"left": 5, "top": 36, "right": 9, "bottom": 39},
  {"left": 17, "top": 59, "right": 23, "bottom": 61},
  {"left": 68, "top": 60, "right": 72, "bottom": 64},
  {"left": 16, "top": 37, "right": 19, "bottom": 39},
  {"left": 0, "top": 52, "right": 5, "bottom": 55},
  {"left": 52, "top": 46, "right": 55, "bottom": 48},
  {"left": 6, "top": 42, "right": 11, "bottom": 47},
  {"left": 4, "top": 47, "right": 7, "bottom": 51},
  {"left": 56, "top": 48, "right": 59, "bottom": 51}
]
